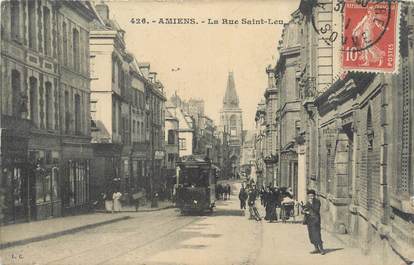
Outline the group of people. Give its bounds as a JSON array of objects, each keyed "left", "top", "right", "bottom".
[
  {"left": 216, "top": 184, "right": 231, "bottom": 200},
  {"left": 238, "top": 182, "right": 326, "bottom": 255},
  {"left": 99, "top": 190, "right": 123, "bottom": 213},
  {"left": 238, "top": 183, "right": 296, "bottom": 222}
]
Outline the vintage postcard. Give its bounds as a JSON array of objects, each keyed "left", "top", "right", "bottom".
[{"left": 0, "top": 0, "right": 413, "bottom": 264}]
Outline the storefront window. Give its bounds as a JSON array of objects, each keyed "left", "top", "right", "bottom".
[
  {"left": 12, "top": 168, "right": 23, "bottom": 206},
  {"left": 35, "top": 166, "right": 51, "bottom": 204},
  {"left": 52, "top": 167, "right": 59, "bottom": 200},
  {"left": 63, "top": 160, "right": 90, "bottom": 207}
]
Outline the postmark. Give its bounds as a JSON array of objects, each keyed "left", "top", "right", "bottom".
[
  {"left": 342, "top": 0, "right": 399, "bottom": 73},
  {"left": 305, "top": 0, "right": 400, "bottom": 74}
]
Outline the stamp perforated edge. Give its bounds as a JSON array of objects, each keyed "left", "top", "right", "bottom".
[{"left": 338, "top": 0, "right": 401, "bottom": 75}]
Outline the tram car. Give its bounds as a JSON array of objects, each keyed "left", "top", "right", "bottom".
[{"left": 175, "top": 155, "right": 217, "bottom": 214}]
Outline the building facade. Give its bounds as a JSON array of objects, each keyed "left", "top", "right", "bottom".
[
  {"left": 290, "top": 0, "right": 414, "bottom": 262},
  {"left": 1, "top": 0, "right": 96, "bottom": 223},
  {"left": 164, "top": 107, "right": 179, "bottom": 191},
  {"left": 89, "top": 3, "right": 133, "bottom": 201},
  {"left": 254, "top": 100, "right": 266, "bottom": 186},
  {"left": 263, "top": 66, "right": 279, "bottom": 187},
  {"left": 274, "top": 11, "right": 303, "bottom": 199},
  {"left": 220, "top": 72, "right": 243, "bottom": 178}
]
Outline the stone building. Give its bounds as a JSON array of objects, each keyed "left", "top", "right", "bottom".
[
  {"left": 240, "top": 130, "right": 255, "bottom": 178},
  {"left": 220, "top": 72, "right": 243, "bottom": 178},
  {"left": 167, "top": 95, "right": 195, "bottom": 158},
  {"left": 89, "top": 3, "right": 134, "bottom": 200},
  {"left": 129, "top": 60, "right": 147, "bottom": 197},
  {"left": 254, "top": 100, "right": 266, "bottom": 186},
  {"left": 274, "top": 11, "right": 303, "bottom": 198},
  {"left": 164, "top": 105, "right": 179, "bottom": 195},
  {"left": 138, "top": 65, "right": 166, "bottom": 196},
  {"left": 292, "top": 0, "right": 414, "bottom": 262},
  {"left": 0, "top": 0, "right": 97, "bottom": 223},
  {"left": 263, "top": 65, "right": 278, "bottom": 187}
]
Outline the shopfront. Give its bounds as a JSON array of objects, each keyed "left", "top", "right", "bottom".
[
  {"left": 61, "top": 159, "right": 91, "bottom": 215},
  {"left": 28, "top": 150, "right": 61, "bottom": 220}
]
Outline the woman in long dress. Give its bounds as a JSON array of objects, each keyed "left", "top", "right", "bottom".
[
  {"left": 112, "top": 191, "right": 122, "bottom": 212},
  {"left": 105, "top": 191, "right": 114, "bottom": 213}
]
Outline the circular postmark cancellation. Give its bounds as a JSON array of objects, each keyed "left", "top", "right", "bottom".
[{"left": 305, "top": 0, "right": 400, "bottom": 73}]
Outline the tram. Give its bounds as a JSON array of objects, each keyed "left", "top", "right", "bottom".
[{"left": 175, "top": 155, "right": 217, "bottom": 214}]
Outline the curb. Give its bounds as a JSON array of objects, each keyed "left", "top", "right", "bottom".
[
  {"left": 95, "top": 205, "right": 175, "bottom": 213},
  {"left": 0, "top": 216, "right": 131, "bottom": 250}
]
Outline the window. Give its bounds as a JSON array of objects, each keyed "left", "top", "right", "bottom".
[
  {"left": 39, "top": 83, "right": 44, "bottom": 128},
  {"left": 118, "top": 103, "right": 122, "bottom": 135},
  {"left": 179, "top": 138, "right": 186, "bottom": 150},
  {"left": 10, "top": 0, "right": 20, "bottom": 41},
  {"left": 230, "top": 114, "right": 237, "bottom": 136},
  {"left": 43, "top": 6, "right": 51, "bottom": 56},
  {"left": 29, "top": 77, "right": 38, "bottom": 126},
  {"left": 90, "top": 100, "right": 97, "bottom": 120},
  {"left": 73, "top": 28, "right": 79, "bottom": 72},
  {"left": 168, "top": 154, "right": 174, "bottom": 166},
  {"left": 112, "top": 56, "right": 116, "bottom": 83},
  {"left": 45, "top": 82, "right": 52, "bottom": 129},
  {"left": 65, "top": 91, "right": 70, "bottom": 133},
  {"left": 63, "top": 161, "right": 89, "bottom": 207},
  {"left": 28, "top": 0, "right": 36, "bottom": 49},
  {"left": 168, "top": 130, "right": 175, "bottom": 144},
  {"left": 11, "top": 70, "right": 21, "bottom": 117},
  {"left": 112, "top": 101, "right": 117, "bottom": 134},
  {"left": 62, "top": 22, "right": 67, "bottom": 65},
  {"left": 74, "top": 94, "right": 81, "bottom": 134},
  {"left": 295, "top": 120, "right": 301, "bottom": 137}
]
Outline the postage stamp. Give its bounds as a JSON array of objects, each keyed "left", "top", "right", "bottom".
[{"left": 341, "top": 0, "right": 400, "bottom": 73}]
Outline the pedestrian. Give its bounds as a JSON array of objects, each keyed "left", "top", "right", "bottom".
[
  {"left": 302, "top": 189, "right": 326, "bottom": 255},
  {"left": 264, "top": 186, "right": 271, "bottom": 220},
  {"left": 226, "top": 184, "right": 231, "bottom": 199},
  {"left": 248, "top": 185, "right": 261, "bottom": 221},
  {"left": 105, "top": 190, "right": 114, "bottom": 213},
  {"left": 112, "top": 191, "right": 122, "bottom": 213},
  {"left": 238, "top": 184, "right": 248, "bottom": 211},
  {"left": 268, "top": 188, "right": 278, "bottom": 222}
]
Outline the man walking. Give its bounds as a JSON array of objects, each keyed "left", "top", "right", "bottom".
[
  {"left": 239, "top": 184, "right": 248, "bottom": 211},
  {"left": 303, "top": 189, "right": 326, "bottom": 255}
]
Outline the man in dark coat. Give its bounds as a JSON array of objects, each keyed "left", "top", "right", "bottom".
[
  {"left": 303, "top": 189, "right": 326, "bottom": 255},
  {"left": 238, "top": 184, "right": 248, "bottom": 210},
  {"left": 268, "top": 188, "right": 279, "bottom": 222}
]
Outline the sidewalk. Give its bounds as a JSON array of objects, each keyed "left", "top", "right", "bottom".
[
  {"left": 96, "top": 199, "right": 175, "bottom": 213},
  {"left": 0, "top": 200, "right": 174, "bottom": 250},
  {"left": 0, "top": 213, "right": 130, "bottom": 250}
]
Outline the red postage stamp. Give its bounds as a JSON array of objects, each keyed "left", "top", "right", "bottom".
[{"left": 341, "top": 0, "right": 399, "bottom": 73}]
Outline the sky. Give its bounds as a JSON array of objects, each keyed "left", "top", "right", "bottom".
[{"left": 105, "top": 0, "right": 300, "bottom": 130}]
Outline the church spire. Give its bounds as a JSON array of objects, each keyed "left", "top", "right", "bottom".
[{"left": 223, "top": 71, "right": 239, "bottom": 108}]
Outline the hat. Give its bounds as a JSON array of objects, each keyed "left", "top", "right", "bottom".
[{"left": 307, "top": 189, "right": 316, "bottom": 195}]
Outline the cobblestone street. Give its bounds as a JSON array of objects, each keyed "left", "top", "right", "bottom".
[{"left": 0, "top": 182, "right": 388, "bottom": 265}]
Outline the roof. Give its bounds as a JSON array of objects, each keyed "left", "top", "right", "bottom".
[{"left": 223, "top": 72, "right": 240, "bottom": 108}]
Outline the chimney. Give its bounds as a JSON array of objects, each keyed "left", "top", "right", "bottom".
[
  {"left": 95, "top": 3, "right": 109, "bottom": 21},
  {"left": 138, "top": 63, "right": 150, "bottom": 78},
  {"left": 149, "top": 72, "right": 157, "bottom": 83}
]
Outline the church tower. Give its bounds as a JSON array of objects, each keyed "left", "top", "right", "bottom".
[{"left": 220, "top": 72, "right": 243, "bottom": 178}]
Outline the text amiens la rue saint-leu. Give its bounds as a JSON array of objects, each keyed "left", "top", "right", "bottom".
[{"left": 130, "top": 17, "right": 284, "bottom": 25}]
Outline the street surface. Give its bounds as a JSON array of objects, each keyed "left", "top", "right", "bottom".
[{"left": 1, "top": 182, "right": 379, "bottom": 265}]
